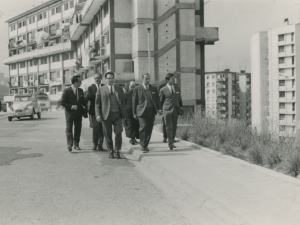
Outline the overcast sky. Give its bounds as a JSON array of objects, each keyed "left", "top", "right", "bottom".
[{"left": 0, "top": 0, "right": 300, "bottom": 77}]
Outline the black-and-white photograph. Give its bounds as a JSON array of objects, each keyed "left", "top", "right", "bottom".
[{"left": 1, "top": 0, "right": 300, "bottom": 224}]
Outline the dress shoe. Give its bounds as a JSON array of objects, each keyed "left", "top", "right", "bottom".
[
  {"left": 129, "top": 138, "right": 135, "bottom": 145},
  {"left": 133, "top": 139, "right": 138, "bottom": 144},
  {"left": 109, "top": 150, "right": 115, "bottom": 158},
  {"left": 142, "top": 147, "right": 148, "bottom": 153},
  {"left": 98, "top": 145, "right": 104, "bottom": 151},
  {"left": 174, "top": 140, "right": 179, "bottom": 143},
  {"left": 173, "top": 145, "right": 177, "bottom": 148},
  {"left": 163, "top": 138, "right": 167, "bottom": 143},
  {"left": 68, "top": 146, "right": 72, "bottom": 152},
  {"left": 93, "top": 145, "right": 97, "bottom": 151},
  {"left": 146, "top": 147, "right": 150, "bottom": 152},
  {"left": 115, "top": 151, "right": 121, "bottom": 159},
  {"left": 74, "top": 145, "right": 81, "bottom": 150}
]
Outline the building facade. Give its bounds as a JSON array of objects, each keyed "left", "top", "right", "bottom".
[
  {"left": 4, "top": 0, "right": 219, "bottom": 109},
  {"left": 251, "top": 24, "right": 299, "bottom": 135},
  {"left": 237, "top": 70, "right": 251, "bottom": 123}
]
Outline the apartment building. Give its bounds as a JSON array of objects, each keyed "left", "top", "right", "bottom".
[
  {"left": 205, "top": 69, "right": 239, "bottom": 119},
  {"left": 237, "top": 70, "right": 251, "bottom": 123},
  {"left": 4, "top": 0, "right": 219, "bottom": 110},
  {"left": 251, "top": 24, "right": 300, "bottom": 135}
]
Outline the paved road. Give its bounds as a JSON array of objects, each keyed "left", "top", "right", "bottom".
[{"left": 0, "top": 112, "right": 193, "bottom": 225}]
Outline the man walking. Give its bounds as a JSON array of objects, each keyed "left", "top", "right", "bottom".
[
  {"left": 124, "top": 81, "right": 139, "bottom": 145},
  {"left": 61, "top": 75, "right": 87, "bottom": 152},
  {"left": 133, "top": 73, "right": 161, "bottom": 153},
  {"left": 86, "top": 73, "right": 105, "bottom": 151},
  {"left": 159, "top": 73, "right": 183, "bottom": 150},
  {"left": 95, "top": 72, "right": 127, "bottom": 159},
  {"left": 158, "top": 82, "right": 168, "bottom": 143}
]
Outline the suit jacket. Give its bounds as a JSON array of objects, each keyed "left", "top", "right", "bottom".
[
  {"left": 86, "top": 83, "right": 105, "bottom": 116},
  {"left": 132, "top": 84, "right": 161, "bottom": 117},
  {"left": 61, "top": 86, "right": 87, "bottom": 118},
  {"left": 160, "top": 85, "right": 184, "bottom": 116},
  {"left": 124, "top": 90, "right": 134, "bottom": 116},
  {"left": 95, "top": 84, "right": 127, "bottom": 121}
]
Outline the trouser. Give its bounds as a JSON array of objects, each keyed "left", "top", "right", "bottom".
[
  {"left": 138, "top": 108, "right": 155, "bottom": 148},
  {"left": 102, "top": 111, "right": 123, "bottom": 151},
  {"left": 91, "top": 115, "right": 104, "bottom": 146},
  {"left": 165, "top": 109, "right": 179, "bottom": 147},
  {"left": 125, "top": 114, "right": 140, "bottom": 139},
  {"left": 162, "top": 117, "right": 167, "bottom": 139},
  {"left": 65, "top": 115, "right": 82, "bottom": 147}
]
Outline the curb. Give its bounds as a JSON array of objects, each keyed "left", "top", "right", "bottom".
[{"left": 121, "top": 131, "right": 251, "bottom": 225}]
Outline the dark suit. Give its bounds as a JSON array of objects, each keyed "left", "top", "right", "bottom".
[
  {"left": 61, "top": 86, "right": 87, "bottom": 147},
  {"left": 124, "top": 90, "right": 139, "bottom": 139},
  {"left": 158, "top": 82, "right": 167, "bottom": 139},
  {"left": 95, "top": 85, "right": 127, "bottom": 152},
  {"left": 160, "top": 84, "right": 183, "bottom": 147},
  {"left": 132, "top": 84, "right": 161, "bottom": 148},
  {"left": 87, "top": 83, "right": 105, "bottom": 146}
]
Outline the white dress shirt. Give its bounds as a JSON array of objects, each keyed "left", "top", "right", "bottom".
[
  {"left": 167, "top": 83, "right": 175, "bottom": 94},
  {"left": 107, "top": 84, "right": 115, "bottom": 94}
]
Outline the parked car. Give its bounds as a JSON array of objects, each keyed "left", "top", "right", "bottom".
[
  {"left": 35, "top": 93, "right": 50, "bottom": 111},
  {"left": 7, "top": 94, "right": 41, "bottom": 121}
]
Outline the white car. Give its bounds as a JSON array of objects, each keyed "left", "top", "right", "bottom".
[
  {"left": 36, "top": 94, "right": 51, "bottom": 111},
  {"left": 8, "top": 94, "right": 41, "bottom": 121}
]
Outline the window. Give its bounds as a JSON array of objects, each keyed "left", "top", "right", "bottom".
[
  {"left": 278, "top": 34, "right": 284, "bottom": 41},
  {"left": 52, "top": 54, "right": 60, "bottom": 62},
  {"left": 23, "top": 34, "right": 26, "bottom": 40},
  {"left": 18, "top": 22, "right": 22, "bottom": 28},
  {"left": 291, "top": 32, "right": 294, "bottom": 41},
  {"left": 292, "top": 68, "right": 295, "bottom": 76},
  {"left": 279, "top": 103, "right": 285, "bottom": 109},
  {"left": 51, "top": 8, "right": 55, "bottom": 15},
  {"left": 11, "top": 24, "right": 16, "bottom": 31},
  {"left": 56, "top": 6, "right": 61, "bottom": 13},
  {"left": 279, "top": 68, "right": 285, "bottom": 74},
  {"left": 43, "top": 12, "right": 47, "bottom": 18},
  {"left": 103, "top": 1, "right": 109, "bottom": 17},
  {"left": 292, "top": 44, "right": 294, "bottom": 53},
  {"left": 50, "top": 72, "right": 57, "bottom": 81},
  {"left": 23, "top": 21, "right": 26, "bottom": 26},
  {"left": 20, "top": 62, "right": 26, "bottom": 68},
  {"left": 206, "top": 90, "right": 210, "bottom": 94},
  {"left": 279, "top": 91, "right": 285, "bottom": 98},
  {"left": 279, "top": 57, "right": 285, "bottom": 64},
  {"left": 206, "top": 76, "right": 209, "bottom": 80},
  {"left": 279, "top": 46, "right": 284, "bottom": 53},
  {"left": 212, "top": 75, "right": 215, "bottom": 79},
  {"left": 29, "top": 59, "right": 38, "bottom": 67},
  {"left": 41, "top": 57, "right": 47, "bottom": 65},
  {"left": 279, "top": 114, "right": 285, "bottom": 120},
  {"left": 292, "top": 56, "right": 294, "bottom": 65},
  {"left": 123, "top": 62, "right": 132, "bottom": 72},
  {"left": 11, "top": 64, "right": 17, "bottom": 70},
  {"left": 70, "top": 0, "right": 74, "bottom": 8},
  {"left": 38, "top": 13, "right": 43, "bottom": 21},
  {"left": 64, "top": 3, "right": 68, "bottom": 10},
  {"left": 279, "top": 80, "right": 285, "bottom": 86}
]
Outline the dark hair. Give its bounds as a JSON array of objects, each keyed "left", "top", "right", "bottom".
[
  {"left": 165, "top": 73, "right": 174, "bottom": 82},
  {"left": 71, "top": 76, "right": 81, "bottom": 84},
  {"left": 94, "top": 73, "right": 102, "bottom": 78},
  {"left": 142, "top": 73, "right": 150, "bottom": 79},
  {"left": 105, "top": 71, "right": 114, "bottom": 78}
]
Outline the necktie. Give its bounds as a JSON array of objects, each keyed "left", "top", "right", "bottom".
[
  {"left": 171, "top": 86, "right": 174, "bottom": 96},
  {"left": 75, "top": 89, "right": 79, "bottom": 101},
  {"left": 110, "top": 86, "right": 113, "bottom": 95}
]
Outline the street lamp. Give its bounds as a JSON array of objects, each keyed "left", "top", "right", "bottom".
[{"left": 145, "top": 21, "right": 154, "bottom": 75}]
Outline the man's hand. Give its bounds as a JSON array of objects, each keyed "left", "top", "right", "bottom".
[
  {"left": 71, "top": 105, "right": 78, "bottom": 110},
  {"left": 133, "top": 114, "right": 138, "bottom": 120},
  {"left": 96, "top": 116, "right": 102, "bottom": 123}
]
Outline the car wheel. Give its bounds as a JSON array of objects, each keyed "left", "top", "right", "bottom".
[
  {"left": 30, "top": 111, "right": 34, "bottom": 120},
  {"left": 37, "top": 112, "right": 41, "bottom": 119},
  {"left": 8, "top": 117, "right": 12, "bottom": 122}
]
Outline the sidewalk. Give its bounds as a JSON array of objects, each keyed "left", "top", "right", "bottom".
[{"left": 121, "top": 125, "right": 300, "bottom": 225}]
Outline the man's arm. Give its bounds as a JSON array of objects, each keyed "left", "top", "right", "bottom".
[
  {"left": 86, "top": 85, "right": 95, "bottom": 101},
  {"left": 95, "top": 88, "right": 102, "bottom": 122},
  {"left": 61, "top": 89, "right": 72, "bottom": 110},
  {"left": 156, "top": 88, "right": 162, "bottom": 111},
  {"left": 132, "top": 87, "right": 138, "bottom": 118},
  {"left": 159, "top": 88, "right": 165, "bottom": 108}
]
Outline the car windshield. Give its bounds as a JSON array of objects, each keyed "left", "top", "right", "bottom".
[
  {"left": 37, "top": 97, "right": 49, "bottom": 101},
  {"left": 14, "top": 97, "right": 31, "bottom": 102}
]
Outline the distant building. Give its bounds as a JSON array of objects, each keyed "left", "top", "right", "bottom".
[
  {"left": 0, "top": 73, "right": 9, "bottom": 100},
  {"left": 3, "top": 0, "right": 219, "bottom": 110},
  {"left": 237, "top": 70, "right": 251, "bottom": 123},
  {"left": 251, "top": 24, "right": 298, "bottom": 135}
]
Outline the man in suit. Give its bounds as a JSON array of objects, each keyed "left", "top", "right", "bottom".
[
  {"left": 133, "top": 73, "right": 162, "bottom": 153},
  {"left": 159, "top": 73, "right": 183, "bottom": 150},
  {"left": 61, "top": 75, "right": 87, "bottom": 152},
  {"left": 124, "top": 81, "right": 139, "bottom": 145},
  {"left": 86, "top": 73, "right": 105, "bottom": 151},
  {"left": 158, "top": 82, "right": 168, "bottom": 143},
  {"left": 95, "top": 72, "right": 127, "bottom": 159}
]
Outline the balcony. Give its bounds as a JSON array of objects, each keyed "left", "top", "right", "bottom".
[
  {"left": 3, "top": 41, "right": 73, "bottom": 65},
  {"left": 70, "top": 0, "right": 106, "bottom": 41},
  {"left": 195, "top": 27, "right": 219, "bottom": 45}
]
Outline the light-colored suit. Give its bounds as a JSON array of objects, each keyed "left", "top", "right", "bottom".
[{"left": 159, "top": 84, "right": 183, "bottom": 147}]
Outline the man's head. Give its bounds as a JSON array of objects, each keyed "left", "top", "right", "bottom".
[
  {"left": 71, "top": 75, "right": 82, "bottom": 88},
  {"left": 105, "top": 71, "right": 115, "bottom": 86},
  {"left": 129, "top": 81, "right": 136, "bottom": 91},
  {"left": 165, "top": 73, "right": 175, "bottom": 86},
  {"left": 94, "top": 73, "right": 102, "bottom": 85},
  {"left": 142, "top": 73, "right": 150, "bottom": 86}
]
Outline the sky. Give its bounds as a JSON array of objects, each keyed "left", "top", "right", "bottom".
[{"left": 0, "top": 0, "right": 300, "bottom": 77}]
